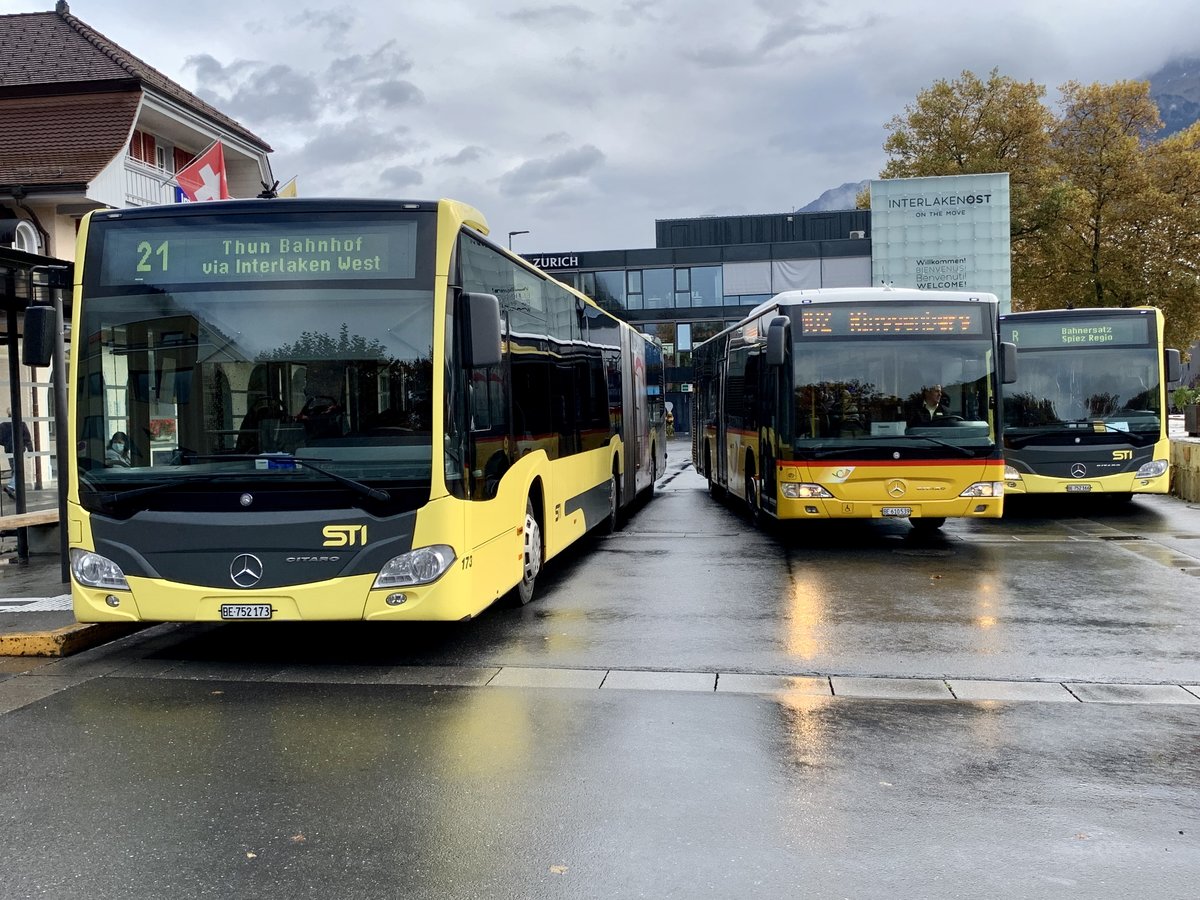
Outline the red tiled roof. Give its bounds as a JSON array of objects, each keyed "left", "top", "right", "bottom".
[
  {"left": 0, "top": 7, "right": 271, "bottom": 152},
  {"left": 0, "top": 91, "right": 141, "bottom": 186}
]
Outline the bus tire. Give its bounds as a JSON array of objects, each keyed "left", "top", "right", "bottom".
[
  {"left": 602, "top": 464, "right": 621, "bottom": 533},
  {"left": 510, "top": 497, "right": 543, "bottom": 606},
  {"left": 910, "top": 517, "right": 945, "bottom": 532},
  {"left": 705, "top": 445, "right": 723, "bottom": 500},
  {"left": 745, "top": 465, "right": 762, "bottom": 527}
]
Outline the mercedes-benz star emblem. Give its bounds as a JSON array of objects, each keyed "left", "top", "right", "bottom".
[
  {"left": 887, "top": 479, "right": 906, "bottom": 497},
  {"left": 230, "top": 553, "right": 264, "bottom": 588},
  {"left": 1070, "top": 463, "right": 1088, "bottom": 479}
]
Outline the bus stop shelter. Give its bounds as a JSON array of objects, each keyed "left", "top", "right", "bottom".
[{"left": 0, "top": 245, "right": 72, "bottom": 576}]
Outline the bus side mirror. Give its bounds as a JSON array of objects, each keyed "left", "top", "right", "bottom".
[
  {"left": 1166, "top": 348, "right": 1182, "bottom": 385},
  {"left": 1000, "top": 341, "right": 1018, "bottom": 385},
  {"left": 22, "top": 304, "right": 56, "bottom": 367},
  {"left": 766, "top": 316, "right": 789, "bottom": 367},
  {"left": 462, "top": 292, "right": 501, "bottom": 368}
]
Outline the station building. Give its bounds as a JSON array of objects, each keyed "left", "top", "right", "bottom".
[{"left": 525, "top": 172, "right": 1013, "bottom": 434}]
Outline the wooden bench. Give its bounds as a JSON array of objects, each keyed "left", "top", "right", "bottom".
[{"left": 0, "top": 508, "right": 60, "bottom": 531}]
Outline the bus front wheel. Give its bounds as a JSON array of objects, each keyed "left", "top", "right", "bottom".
[{"left": 510, "top": 498, "right": 543, "bottom": 606}]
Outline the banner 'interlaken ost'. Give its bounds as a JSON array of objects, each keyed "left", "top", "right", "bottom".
[{"left": 175, "top": 141, "right": 230, "bottom": 202}]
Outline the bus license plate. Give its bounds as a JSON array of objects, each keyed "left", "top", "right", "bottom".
[
  {"left": 220, "top": 604, "right": 273, "bottom": 620},
  {"left": 881, "top": 506, "right": 912, "bottom": 517},
  {"left": 1066, "top": 484, "right": 1092, "bottom": 493}
]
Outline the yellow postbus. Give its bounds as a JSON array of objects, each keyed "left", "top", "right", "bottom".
[
  {"left": 999, "top": 307, "right": 1181, "bottom": 500},
  {"left": 24, "top": 198, "right": 665, "bottom": 622},
  {"left": 692, "top": 287, "right": 1016, "bottom": 531}
]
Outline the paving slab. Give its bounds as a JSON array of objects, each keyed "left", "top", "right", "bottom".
[
  {"left": 831, "top": 676, "right": 953, "bottom": 700},
  {"left": 948, "top": 679, "right": 1078, "bottom": 702},
  {"left": 716, "top": 673, "right": 832, "bottom": 696},
  {"left": 488, "top": 666, "right": 606, "bottom": 689},
  {"left": 1065, "top": 683, "right": 1200, "bottom": 704},
  {"left": 380, "top": 666, "right": 501, "bottom": 687},
  {"left": 602, "top": 670, "right": 716, "bottom": 692}
]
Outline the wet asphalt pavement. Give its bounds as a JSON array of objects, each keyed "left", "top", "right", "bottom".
[{"left": 1, "top": 438, "right": 1198, "bottom": 898}]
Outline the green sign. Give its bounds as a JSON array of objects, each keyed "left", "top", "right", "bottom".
[
  {"left": 97, "top": 220, "right": 418, "bottom": 286},
  {"left": 1001, "top": 315, "right": 1152, "bottom": 349}
]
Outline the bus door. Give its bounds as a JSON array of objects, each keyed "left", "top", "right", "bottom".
[
  {"left": 714, "top": 351, "right": 728, "bottom": 489},
  {"left": 620, "top": 326, "right": 643, "bottom": 501}
]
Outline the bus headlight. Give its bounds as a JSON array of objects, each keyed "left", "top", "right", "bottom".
[
  {"left": 373, "top": 545, "right": 456, "bottom": 589},
  {"left": 1004, "top": 465, "right": 1020, "bottom": 480},
  {"left": 781, "top": 482, "right": 833, "bottom": 499},
  {"left": 960, "top": 482, "right": 1004, "bottom": 498},
  {"left": 1134, "top": 460, "right": 1168, "bottom": 479},
  {"left": 69, "top": 548, "right": 130, "bottom": 591}
]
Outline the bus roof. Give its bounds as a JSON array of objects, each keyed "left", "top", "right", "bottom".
[{"left": 748, "top": 287, "right": 1000, "bottom": 319}]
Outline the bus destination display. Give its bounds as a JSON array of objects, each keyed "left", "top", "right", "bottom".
[
  {"left": 800, "top": 305, "right": 984, "bottom": 336},
  {"left": 1001, "top": 316, "right": 1152, "bottom": 349},
  {"left": 98, "top": 220, "right": 418, "bottom": 286}
]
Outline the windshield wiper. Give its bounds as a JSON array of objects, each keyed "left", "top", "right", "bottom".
[
  {"left": 87, "top": 473, "right": 224, "bottom": 510},
  {"left": 802, "top": 437, "right": 975, "bottom": 460},
  {"left": 179, "top": 454, "right": 390, "bottom": 502},
  {"left": 903, "top": 436, "right": 976, "bottom": 458}
]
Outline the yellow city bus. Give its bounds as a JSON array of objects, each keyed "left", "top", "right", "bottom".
[
  {"left": 999, "top": 307, "right": 1181, "bottom": 500},
  {"left": 692, "top": 287, "right": 1016, "bottom": 531},
  {"left": 24, "top": 198, "right": 665, "bottom": 622}
]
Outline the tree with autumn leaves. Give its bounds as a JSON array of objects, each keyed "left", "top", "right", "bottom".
[{"left": 867, "top": 68, "right": 1200, "bottom": 353}]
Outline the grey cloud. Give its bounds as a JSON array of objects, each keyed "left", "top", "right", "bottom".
[
  {"left": 501, "top": 5, "right": 596, "bottom": 27},
  {"left": 298, "top": 119, "right": 413, "bottom": 169},
  {"left": 298, "top": 8, "right": 356, "bottom": 50},
  {"left": 437, "top": 146, "right": 487, "bottom": 166},
  {"left": 686, "top": 15, "right": 864, "bottom": 68},
  {"left": 329, "top": 41, "right": 415, "bottom": 83},
  {"left": 499, "top": 144, "right": 605, "bottom": 196},
  {"left": 186, "top": 55, "right": 321, "bottom": 124},
  {"left": 354, "top": 80, "right": 425, "bottom": 111},
  {"left": 381, "top": 165, "right": 424, "bottom": 189}
]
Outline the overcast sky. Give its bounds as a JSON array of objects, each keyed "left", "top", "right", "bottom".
[{"left": 7, "top": 0, "right": 1199, "bottom": 251}]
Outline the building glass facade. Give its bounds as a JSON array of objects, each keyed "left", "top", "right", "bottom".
[{"left": 525, "top": 209, "right": 873, "bottom": 434}]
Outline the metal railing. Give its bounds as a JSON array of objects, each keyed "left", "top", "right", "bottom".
[{"left": 124, "top": 159, "right": 176, "bottom": 207}]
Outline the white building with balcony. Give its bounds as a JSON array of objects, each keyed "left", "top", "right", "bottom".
[{"left": 0, "top": 1, "right": 273, "bottom": 509}]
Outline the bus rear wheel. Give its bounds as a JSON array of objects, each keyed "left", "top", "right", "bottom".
[
  {"left": 602, "top": 467, "right": 621, "bottom": 534},
  {"left": 510, "top": 498, "right": 543, "bottom": 606},
  {"left": 745, "top": 468, "right": 762, "bottom": 527}
]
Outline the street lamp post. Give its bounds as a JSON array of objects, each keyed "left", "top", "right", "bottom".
[{"left": 507, "top": 230, "right": 530, "bottom": 251}]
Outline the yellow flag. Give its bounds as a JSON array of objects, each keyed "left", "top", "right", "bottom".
[{"left": 277, "top": 177, "right": 298, "bottom": 198}]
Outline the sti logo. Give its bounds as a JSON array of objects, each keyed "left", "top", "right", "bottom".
[{"left": 323, "top": 525, "right": 368, "bottom": 547}]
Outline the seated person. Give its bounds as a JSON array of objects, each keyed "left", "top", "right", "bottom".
[
  {"left": 909, "top": 385, "right": 947, "bottom": 425},
  {"left": 105, "top": 431, "right": 131, "bottom": 467}
]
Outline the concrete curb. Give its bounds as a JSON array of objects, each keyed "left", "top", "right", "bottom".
[{"left": 0, "top": 622, "right": 142, "bottom": 657}]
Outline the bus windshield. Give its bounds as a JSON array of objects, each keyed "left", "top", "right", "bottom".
[
  {"left": 1001, "top": 345, "right": 1162, "bottom": 436},
  {"left": 75, "top": 207, "right": 437, "bottom": 513},
  {"left": 793, "top": 337, "right": 997, "bottom": 453}
]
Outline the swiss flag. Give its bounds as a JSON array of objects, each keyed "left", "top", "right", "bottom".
[{"left": 176, "top": 141, "right": 230, "bottom": 202}]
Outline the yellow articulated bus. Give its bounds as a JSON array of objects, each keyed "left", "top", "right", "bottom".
[
  {"left": 24, "top": 198, "right": 665, "bottom": 622},
  {"left": 999, "top": 307, "right": 1181, "bottom": 501},
  {"left": 692, "top": 287, "right": 1017, "bottom": 531}
]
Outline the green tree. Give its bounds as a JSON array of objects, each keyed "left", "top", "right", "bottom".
[{"left": 877, "top": 68, "right": 1057, "bottom": 302}]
